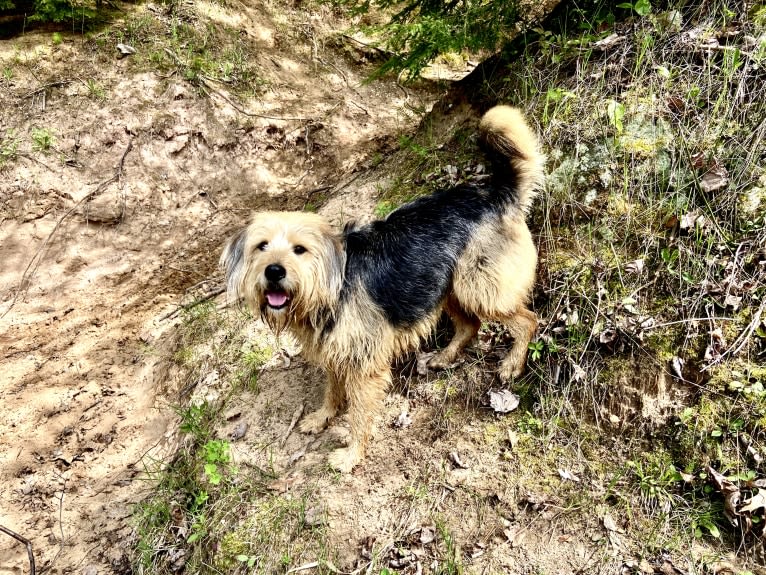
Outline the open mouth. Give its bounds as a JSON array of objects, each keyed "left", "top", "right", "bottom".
[{"left": 264, "top": 289, "right": 290, "bottom": 310}]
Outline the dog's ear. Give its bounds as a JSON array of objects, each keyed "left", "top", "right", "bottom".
[
  {"left": 316, "top": 229, "right": 346, "bottom": 304},
  {"left": 220, "top": 227, "right": 248, "bottom": 302}
]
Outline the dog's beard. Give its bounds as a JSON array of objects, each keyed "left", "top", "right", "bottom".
[{"left": 259, "top": 287, "right": 299, "bottom": 335}]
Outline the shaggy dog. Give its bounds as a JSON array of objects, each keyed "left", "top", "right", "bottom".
[{"left": 221, "top": 106, "right": 545, "bottom": 472}]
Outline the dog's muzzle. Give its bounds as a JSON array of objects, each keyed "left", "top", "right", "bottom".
[{"left": 263, "top": 264, "right": 290, "bottom": 310}]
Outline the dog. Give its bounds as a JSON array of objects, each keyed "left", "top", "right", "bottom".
[{"left": 221, "top": 105, "right": 545, "bottom": 472}]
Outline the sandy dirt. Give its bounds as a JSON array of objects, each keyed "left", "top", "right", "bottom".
[{"left": 0, "top": 3, "right": 435, "bottom": 571}]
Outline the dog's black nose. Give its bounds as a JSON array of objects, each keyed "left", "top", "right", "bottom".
[{"left": 264, "top": 264, "right": 286, "bottom": 282}]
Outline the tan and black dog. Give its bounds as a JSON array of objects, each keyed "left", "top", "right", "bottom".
[{"left": 221, "top": 105, "right": 545, "bottom": 472}]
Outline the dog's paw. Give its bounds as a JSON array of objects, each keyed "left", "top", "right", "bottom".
[
  {"left": 424, "top": 351, "right": 462, "bottom": 373},
  {"left": 498, "top": 357, "right": 525, "bottom": 381},
  {"left": 327, "top": 447, "right": 361, "bottom": 473},
  {"left": 298, "top": 410, "right": 332, "bottom": 434},
  {"left": 427, "top": 352, "right": 451, "bottom": 370}
]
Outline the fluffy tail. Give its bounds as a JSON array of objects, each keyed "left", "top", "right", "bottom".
[{"left": 479, "top": 105, "right": 545, "bottom": 214}]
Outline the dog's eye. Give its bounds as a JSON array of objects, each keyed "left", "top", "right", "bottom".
[
  {"left": 256, "top": 241, "right": 268, "bottom": 251},
  {"left": 293, "top": 245, "right": 307, "bottom": 255}
]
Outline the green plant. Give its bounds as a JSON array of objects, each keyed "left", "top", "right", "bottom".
[
  {"left": 605, "top": 99, "right": 625, "bottom": 135},
  {"left": 31, "top": 127, "right": 55, "bottom": 152},
  {"left": 18, "top": 0, "right": 98, "bottom": 23},
  {"left": 201, "top": 439, "right": 231, "bottom": 486},
  {"left": 85, "top": 78, "right": 105, "bottom": 100},
  {"left": 543, "top": 87, "right": 577, "bottom": 125},
  {"left": 627, "top": 455, "right": 683, "bottom": 513},
  {"left": 334, "top": 0, "right": 527, "bottom": 78},
  {"left": 0, "top": 131, "right": 19, "bottom": 168},
  {"left": 617, "top": 0, "right": 652, "bottom": 17},
  {"left": 433, "top": 519, "right": 463, "bottom": 575},
  {"left": 528, "top": 338, "right": 558, "bottom": 362}
]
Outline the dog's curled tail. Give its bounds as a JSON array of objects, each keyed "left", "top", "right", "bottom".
[{"left": 479, "top": 105, "right": 545, "bottom": 214}]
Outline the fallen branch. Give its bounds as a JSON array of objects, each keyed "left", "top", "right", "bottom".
[
  {"left": 0, "top": 140, "right": 133, "bottom": 320},
  {"left": 0, "top": 524, "right": 36, "bottom": 575}
]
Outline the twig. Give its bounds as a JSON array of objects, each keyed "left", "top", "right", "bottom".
[
  {"left": 17, "top": 153, "right": 54, "bottom": 171},
  {"left": 706, "top": 298, "right": 766, "bottom": 370},
  {"left": 159, "top": 286, "right": 225, "bottom": 321},
  {"left": 199, "top": 80, "right": 311, "bottom": 122},
  {"left": 281, "top": 403, "right": 304, "bottom": 447},
  {"left": 0, "top": 524, "right": 36, "bottom": 575},
  {"left": 339, "top": 34, "right": 392, "bottom": 57},
  {"left": 23, "top": 80, "right": 73, "bottom": 98},
  {"left": 0, "top": 140, "right": 133, "bottom": 320},
  {"left": 303, "top": 185, "right": 333, "bottom": 200}
]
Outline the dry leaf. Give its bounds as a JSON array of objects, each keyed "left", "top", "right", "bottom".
[
  {"left": 489, "top": 389, "right": 520, "bottom": 414},
  {"left": 450, "top": 451, "right": 469, "bottom": 469},
  {"left": 599, "top": 328, "right": 618, "bottom": 344},
  {"left": 740, "top": 489, "right": 766, "bottom": 514},
  {"left": 394, "top": 411, "right": 413, "bottom": 428},
  {"left": 723, "top": 294, "right": 742, "bottom": 310},
  {"left": 679, "top": 210, "right": 705, "bottom": 230},
  {"left": 708, "top": 466, "right": 741, "bottom": 525},
  {"left": 625, "top": 258, "right": 644, "bottom": 274},
  {"left": 416, "top": 351, "right": 436, "bottom": 375},
  {"left": 594, "top": 33, "right": 623, "bottom": 50},
  {"left": 558, "top": 469, "right": 580, "bottom": 482},
  {"left": 603, "top": 513, "right": 619, "bottom": 532},
  {"left": 420, "top": 527, "right": 436, "bottom": 545},
  {"left": 700, "top": 166, "right": 729, "bottom": 194}
]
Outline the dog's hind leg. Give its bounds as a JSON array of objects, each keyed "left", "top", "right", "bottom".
[
  {"left": 496, "top": 306, "right": 538, "bottom": 380},
  {"left": 428, "top": 298, "right": 481, "bottom": 369},
  {"left": 327, "top": 368, "right": 390, "bottom": 473},
  {"left": 299, "top": 370, "right": 346, "bottom": 434}
]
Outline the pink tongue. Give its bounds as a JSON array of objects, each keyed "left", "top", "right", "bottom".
[{"left": 266, "top": 291, "right": 288, "bottom": 307}]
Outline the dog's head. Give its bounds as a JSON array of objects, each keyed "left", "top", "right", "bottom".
[{"left": 221, "top": 211, "right": 345, "bottom": 333}]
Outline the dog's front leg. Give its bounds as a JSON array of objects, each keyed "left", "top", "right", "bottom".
[
  {"left": 299, "top": 370, "right": 345, "bottom": 434},
  {"left": 327, "top": 368, "right": 390, "bottom": 473}
]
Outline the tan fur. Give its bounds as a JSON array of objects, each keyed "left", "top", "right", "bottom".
[
  {"left": 226, "top": 106, "right": 544, "bottom": 472},
  {"left": 479, "top": 105, "right": 545, "bottom": 212}
]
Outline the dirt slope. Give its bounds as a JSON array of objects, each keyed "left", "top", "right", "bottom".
[{"left": 0, "top": 3, "right": 435, "bottom": 571}]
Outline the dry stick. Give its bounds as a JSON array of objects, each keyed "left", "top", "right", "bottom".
[
  {"left": 159, "top": 286, "right": 226, "bottom": 321},
  {"left": 22, "top": 80, "right": 73, "bottom": 99},
  {"left": 709, "top": 298, "right": 766, "bottom": 369},
  {"left": 0, "top": 140, "right": 133, "bottom": 320},
  {"left": 280, "top": 403, "right": 305, "bottom": 448},
  {"left": 0, "top": 524, "right": 36, "bottom": 575}
]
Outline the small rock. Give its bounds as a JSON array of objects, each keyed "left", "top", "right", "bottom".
[{"left": 230, "top": 421, "right": 248, "bottom": 441}]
